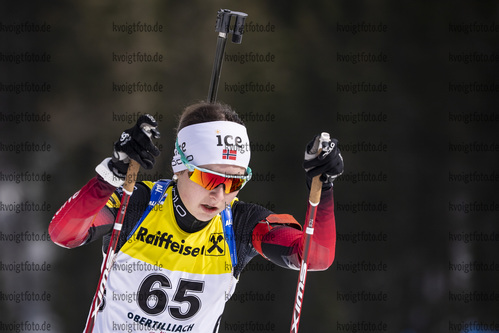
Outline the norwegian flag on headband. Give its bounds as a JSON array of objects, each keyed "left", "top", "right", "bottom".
[{"left": 222, "top": 149, "right": 237, "bottom": 160}]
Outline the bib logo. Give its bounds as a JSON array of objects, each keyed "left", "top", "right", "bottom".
[
  {"left": 135, "top": 227, "right": 205, "bottom": 257},
  {"left": 134, "top": 227, "right": 227, "bottom": 258},
  {"left": 206, "top": 233, "right": 225, "bottom": 256}
]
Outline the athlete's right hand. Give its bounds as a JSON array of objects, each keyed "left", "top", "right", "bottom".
[{"left": 109, "top": 114, "right": 161, "bottom": 179}]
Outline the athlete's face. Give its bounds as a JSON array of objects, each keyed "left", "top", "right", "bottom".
[{"left": 175, "top": 164, "right": 245, "bottom": 222}]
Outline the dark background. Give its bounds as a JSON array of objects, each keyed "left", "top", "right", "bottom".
[{"left": 1, "top": 1, "right": 498, "bottom": 332}]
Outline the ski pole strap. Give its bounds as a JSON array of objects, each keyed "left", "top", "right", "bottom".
[{"left": 127, "top": 179, "right": 171, "bottom": 240}]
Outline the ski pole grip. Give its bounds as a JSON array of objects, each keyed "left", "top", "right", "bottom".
[
  {"left": 309, "top": 175, "right": 322, "bottom": 205},
  {"left": 123, "top": 159, "right": 140, "bottom": 194},
  {"left": 308, "top": 132, "right": 330, "bottom": 205}
]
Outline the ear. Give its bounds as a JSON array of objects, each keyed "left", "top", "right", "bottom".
[{"left": 173, "top": 170, "right": 187, "bottom": 181}]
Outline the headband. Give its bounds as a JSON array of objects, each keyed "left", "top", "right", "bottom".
[{"left": 171, "top": 121, "right": 251, "bottom": 173}]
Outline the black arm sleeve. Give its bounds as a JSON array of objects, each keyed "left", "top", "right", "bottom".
[{"left": 231, "top": 200, "right": 273, "bottom": 277}]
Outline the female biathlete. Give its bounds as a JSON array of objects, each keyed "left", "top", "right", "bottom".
[{"left": 48, "top": 101, "right": 344, "bottom": 332}]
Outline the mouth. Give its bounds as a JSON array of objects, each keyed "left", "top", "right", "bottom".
[{"left": 200, "top": 204, "right": 219, "bottom": 214}]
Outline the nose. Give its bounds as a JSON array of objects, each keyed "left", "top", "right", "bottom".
[{"left": 210, "top": 184, "right": 226, "bottom": 200}]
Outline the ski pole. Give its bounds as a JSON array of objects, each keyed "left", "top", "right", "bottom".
[
  {"left": 290, "top": 132, "right": 330, "bottom": 333},
  {"left": 208, "top": 9, "right": 247, "bottom": 103},
  {"left": 84, "top": 121, "right": 157, "bottom": 332},
  {"left": 84, "top": 159, "right": 139, "bottom": 332}
]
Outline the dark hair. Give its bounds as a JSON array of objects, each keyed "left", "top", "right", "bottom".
[{"left": 176, "top": 101, "right": 244, "bottom": 134}]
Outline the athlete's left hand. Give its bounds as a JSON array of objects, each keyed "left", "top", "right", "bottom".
[{"left": 303, "top": 134, "right": 344, "bottom": 189}]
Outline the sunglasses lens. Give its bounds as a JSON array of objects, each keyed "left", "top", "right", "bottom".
[
  {"left": 227, "top": 178, "right": 245, "bottom": 192},
  {"left": 188, "top": 169, "right": 246, "bottom": 193}
]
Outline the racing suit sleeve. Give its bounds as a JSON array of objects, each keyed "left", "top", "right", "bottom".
[
  {"left": 48, "top": 175, "right": 119, "bottom": 248},
  {"left": 251, "top": 187, "right": 336, "bottom": 271}
]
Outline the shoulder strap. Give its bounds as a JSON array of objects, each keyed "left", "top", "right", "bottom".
[
  {"left": 126, "top": 179, "right": 172, "bottom": 240},
  {"left": 221, "top": 204, "right": 237, "bottom": 269}
]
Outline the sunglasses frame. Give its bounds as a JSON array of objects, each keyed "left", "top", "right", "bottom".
[{"left": 175, "top": 140, "right": 252, "bottom": 192}]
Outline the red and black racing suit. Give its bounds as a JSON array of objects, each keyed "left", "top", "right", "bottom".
[{"left": 49, "top": 175, "right": 336, "bottom": 277}]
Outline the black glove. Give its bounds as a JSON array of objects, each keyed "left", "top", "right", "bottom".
[
  {"left": 109, "top": 114, "right": 161, "bottom": 179},
  {"left": 303, "top": 133, "right": 344, "bottom": 189}
]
